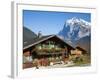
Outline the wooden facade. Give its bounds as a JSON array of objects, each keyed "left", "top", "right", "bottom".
[{"left": 23, "top": 35, "right": 74, "bottom": 69}]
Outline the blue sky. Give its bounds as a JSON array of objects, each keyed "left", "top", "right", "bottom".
[{"left": 23, "top": 10, "right": 91, "bottom": 35}]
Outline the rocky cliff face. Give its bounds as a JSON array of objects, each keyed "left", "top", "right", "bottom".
[{"left": 58, "top": 17, "right": 91, "bottom": 52}]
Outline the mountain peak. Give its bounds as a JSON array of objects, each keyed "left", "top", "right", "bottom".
[
  {"left": 58, "top": 18, "right": 91, "bottom": 45},
  {"left": 66, "top": 17, "right": 79, "bottom": 25},
  {"left": 66, "top": 17, "right": 90, "bottom": 27},
  {"left": 23, "top": 27, "right": 37, "bottom": 42}
]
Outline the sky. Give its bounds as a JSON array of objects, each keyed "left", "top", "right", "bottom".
[{"left": 23, "top": 10, "right": 91, "bottom": 35}]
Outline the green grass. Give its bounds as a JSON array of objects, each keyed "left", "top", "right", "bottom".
[{"left": 68, "top": 54, "right": 91, "bottom": 67}]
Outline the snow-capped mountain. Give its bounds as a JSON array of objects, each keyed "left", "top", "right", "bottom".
[{"left": 58, "top": 17, "right": 91, "bottom": 44}]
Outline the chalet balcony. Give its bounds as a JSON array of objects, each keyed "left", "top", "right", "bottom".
[{"left": 35, "top": 48, "right": 65, "bottom": 55}]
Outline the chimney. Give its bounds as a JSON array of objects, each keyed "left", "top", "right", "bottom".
[{"left": 38, "top": 31, "right": 42, "bottom": 38}]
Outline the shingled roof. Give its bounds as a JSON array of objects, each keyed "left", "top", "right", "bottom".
[{"left": 23, "top": 35, "right": 74, "bottom": 50}]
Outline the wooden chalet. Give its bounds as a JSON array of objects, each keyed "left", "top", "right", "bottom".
[
  {"left": 76, "top": 46, "right": 87, "bottom": 54},
  {"left": 23, "top": 35, "right": 74, "bottom": 69}
]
